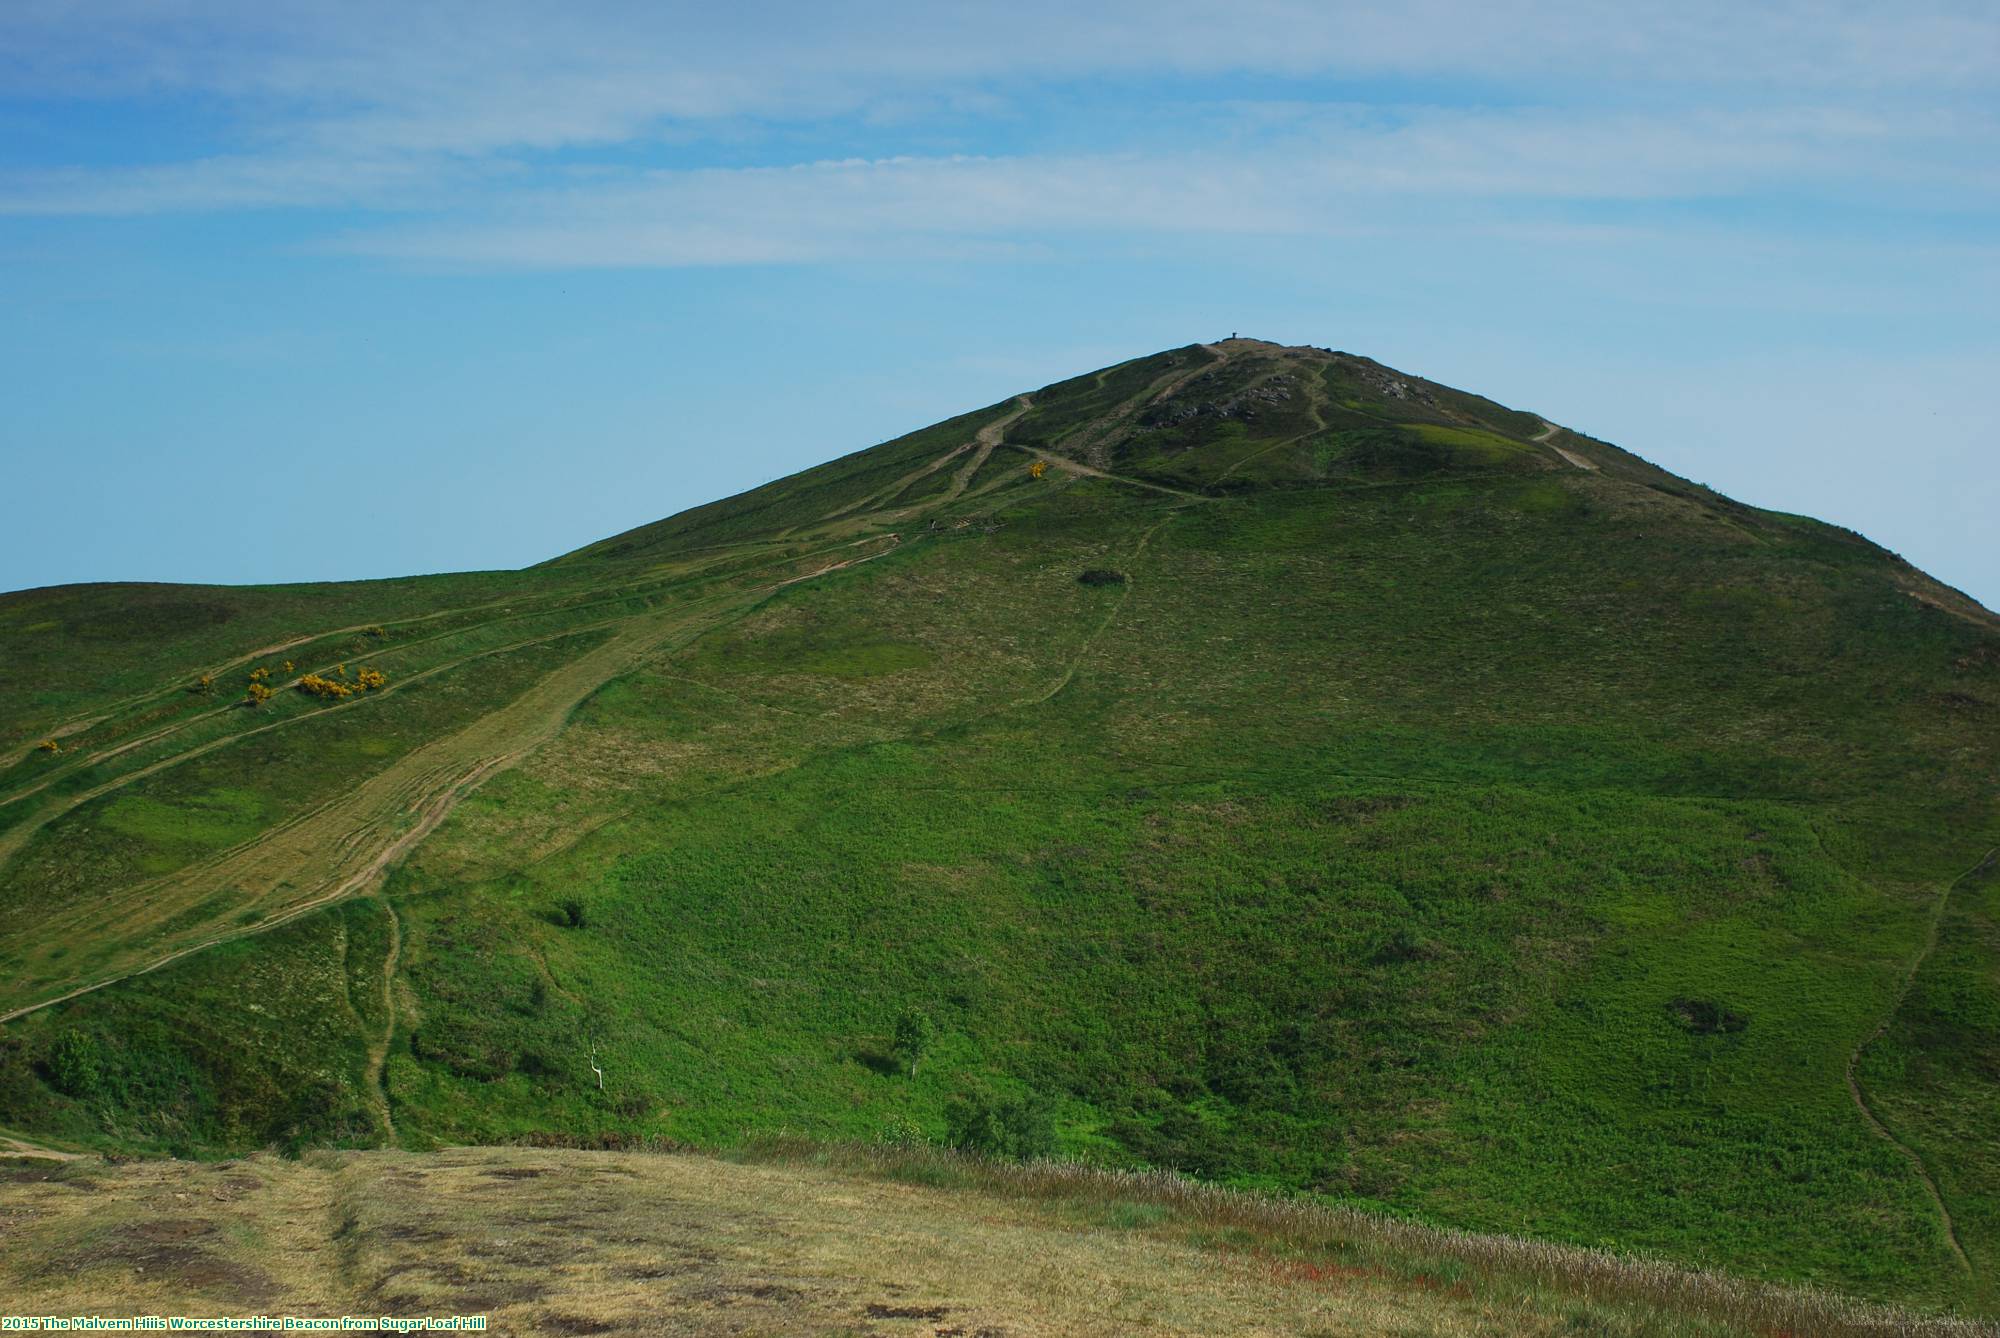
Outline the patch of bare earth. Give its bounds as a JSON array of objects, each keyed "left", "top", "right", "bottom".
[{"left": 3, "top": 1147, "right": 1985, "bottom": 1336}]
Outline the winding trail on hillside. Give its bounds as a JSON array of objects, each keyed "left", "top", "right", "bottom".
[
  {"left": 1008, "top": 506, "right": 1186, "bottom": 711},
  {"left": 1064, "top": 344, "right": 1228, "bottom": 472},
  {"left": 1533, "top": 419, "right": 1598, "bottom": 471},
  {"left": 823, "top": 397, "right": 1036, "bottom": 524},
  {"left": 0, "top": 530, "right": 914, "bottom": 892},
  {"left": 936, "top": 395, "right": 1034, "bottom": 507},
  {"left": 0, "top": 560, "right": 751, "bottom": 819},
  {"left": 0, "top": 615, "right": 643, "bottom": 876},
  {"left": 0, "top": 554, "right": 896, "bottom": 1028},
  {"left": 3, "top": 589, "right": 632, "bottom": 768},
  {"left": 1215, "top": 367, "right": 1331, "bottom": 484},
  {"left": 1146, "top": 343, "right": 1227, "bottom": 406},
  {"left": 364, "top": 897, "right": 402, "bottom": 1143},
  {"left": 1843, "top": 846, "right": 1996, "bottom": 1276},
  {"left": 0, "top": 715, "right": 107, "bottom": 774},
  {"left": 773, "top": 534, "right": 901, "bottom": 587},
  {"left": 1011, "top": 446, "right": 1216, "bottom": 501}
]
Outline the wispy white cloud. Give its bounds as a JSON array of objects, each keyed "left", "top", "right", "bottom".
[
  {"left": 7, "top": 2, "right": 1997, "bottom": 115},
  {"left": 0, "top": 153, "right": 487, "bottom": 215},
  {"left": 280, "top": 103, "right": 1998, "bottom": 268},
  {"left": 0, "top": 1, "right": 1995, "bottom": 264}
]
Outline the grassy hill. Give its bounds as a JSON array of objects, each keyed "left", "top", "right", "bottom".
[{"left": 2, "top": 338, "right": 1997, "bottom": 1320}]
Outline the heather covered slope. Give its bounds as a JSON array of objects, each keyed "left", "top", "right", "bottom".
[{"left": 2, "top": 339, "right": 1997, "bottom": 1318}]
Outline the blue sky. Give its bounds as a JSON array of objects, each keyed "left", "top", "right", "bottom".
[{"left": 3, "top": 2, "right": 1997, "bottom": 605}]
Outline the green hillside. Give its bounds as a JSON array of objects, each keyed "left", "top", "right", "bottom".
[{"left": 3, "top": 338, "right": 1996, "bottom": 1319}]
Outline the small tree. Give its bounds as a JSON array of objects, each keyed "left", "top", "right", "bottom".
[
  {"left": 891, "top": 1007, "right": 938, "bottom": 1077},
  {"left": 45, "top": 1029, "right": 102, "bottom": 1099},
  {"left": 558, "top": 897, "right": 588, "bottom": 929}
]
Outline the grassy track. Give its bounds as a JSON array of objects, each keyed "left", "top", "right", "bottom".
[{"left": 1846, "top": 848, "right": 1997, "bottom": 1275}]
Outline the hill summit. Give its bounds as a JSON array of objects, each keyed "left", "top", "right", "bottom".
[{"left": 2, "top": 338, "right": 1997, "bottom": 1318}]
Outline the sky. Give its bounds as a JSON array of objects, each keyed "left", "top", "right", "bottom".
[{"left": 2, "top": 2, "right": 1997, "bottom": 605}]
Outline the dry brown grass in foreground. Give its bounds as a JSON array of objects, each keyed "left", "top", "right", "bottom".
[{"left": 0, "top": 1142, "right": 1991, "bottom": 1336}]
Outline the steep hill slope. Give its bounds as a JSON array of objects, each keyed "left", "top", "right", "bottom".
[{"left": 3, "top": 339, "right": 1997, "bottom": 1318}]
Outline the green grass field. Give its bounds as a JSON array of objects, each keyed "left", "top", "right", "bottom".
[{"left": 3, "top": 338, "right": 1996, "bottom": 1320}]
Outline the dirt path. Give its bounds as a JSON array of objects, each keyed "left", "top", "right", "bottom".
[
  {"left": 4, "top": 588, "right": 609, "bottom": 769},
  {"left": 823, "top": 398, "right": 1035, "bottom": 524},
  {"left": 364, "top": 897, "right": 401, "bottom": 1142},
  {"left": 0, "top": 602, "right": 703, "bottom": 1024},
  {"left": 0, "top": 547, "right": 899, "bottom": 1027},
  {"left": 1064, "top": 345, "right": 1228, "bottom": 471},
  {"left": 774, "top": 534, "right": 901, "bottom": 587},
  {"left": 0, "top": 530, "right": 904, "bottom": 891},
  {"left": 1843, "top": 847, "right": 1996, "bottom": 1276},
  {"left": 1532, "top": 420, "right": 1598, "bottom": 471},
  {"left": 1146, "top": 343, "right": 1227, "bottom": 406},
  {"left": 1012, "top": 446, "right": 1216, "bottom": 502},
  {"left": 0, "top": 1133, "right": 83, "bottom": 1160},
  {"left": 0, "top": 714, "right": 107, "bottom": 773},
  {"left": 935, "top": 394, "right": 1033, "bottom": 507},
  {"left": 1010, "top": 507, "right": 1185, "bottom": 711},
  {"left": 4, "top": 538, "right": 860, "bottom": 802},
  {"left": 0, "top": 562, "right": 721, "bottom": 818},
  {"left": 0, "top": 614, "right": 647, "bottom": 877},
  {"left": 1215, "top": 369, "right": 1331, "bottom": 484}
]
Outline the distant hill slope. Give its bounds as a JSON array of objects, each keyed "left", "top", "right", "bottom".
[{"left": 2, "top": 339, "right": 1997, "bottom": 1319}]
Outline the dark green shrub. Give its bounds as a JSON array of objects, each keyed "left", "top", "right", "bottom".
[
  {"left": 1371, "top": 926, "right": 1436, "bottom": 965},
  {"left": 1669, "top": 997, "right": 1748, "bottom": 1035},
  {"left": 558, "top": 898, "right": 588, "bottom": 929},
  {"left": 1078, "top": 569, "right": 1127, "bottom": 587},
  {"left": 44, "top": 1029, "right": 102, "bottom": 1099},
  {"left": 945, "top": 1091, "right": 1057, "bottom": 1159},
  {"left": 1110, "top": 1103, "right": 1234, "bottom": 1177}
]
